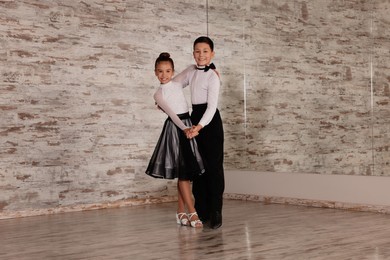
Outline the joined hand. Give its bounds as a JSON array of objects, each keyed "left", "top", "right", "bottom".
[{"left": 184, "top": 125, "right": 202, "bottom": 139}]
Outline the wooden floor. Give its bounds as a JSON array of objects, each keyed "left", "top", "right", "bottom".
[{"left": 1, "top": 199, "right": 390, "bottom": 260}]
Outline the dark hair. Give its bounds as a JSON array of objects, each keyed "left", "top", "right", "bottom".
[
  {"left": 193, "top": 36, "right": 214, "bottom": 51},
  {"left": 155, "top": 52, "right": 174, "bottom": 71}
]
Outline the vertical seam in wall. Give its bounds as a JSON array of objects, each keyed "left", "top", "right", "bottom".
[
  {"left": 243, "top": 13, "right": 247, "bottom": 138},
  {"left": 369, "top": 0, "right": 375, "bottom": 174},
  {"left": 206, "top": 0, "right": 209, "bottom": 36}
]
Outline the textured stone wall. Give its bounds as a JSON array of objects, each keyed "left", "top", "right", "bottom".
[
  {"left": 0, "top": 0, "right": 207, "bottom": 217},
  {"left": 209, "top": 0, "right": 389, "bottom": 175},
  {"left": 0, "top": 0, "right": 389, "bottom": 217}
]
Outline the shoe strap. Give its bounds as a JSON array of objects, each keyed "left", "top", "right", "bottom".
[
  {"left": 188, "top": 212, "right": 198, "bottom": 220},
  {"left": 177, "top": 212, "right": 188, "bottom": 220}
]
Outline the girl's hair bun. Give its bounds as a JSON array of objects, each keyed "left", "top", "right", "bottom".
[
  {"left": 155, "top": 52, "right": 174, "bottom": 70},
  {"left": 159, "top": 52, "right": 170, "bottom": 58}
]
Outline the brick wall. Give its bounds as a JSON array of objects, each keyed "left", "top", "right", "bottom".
[{"left": 0, "top": 0, "right": 389, "bottom": 217}]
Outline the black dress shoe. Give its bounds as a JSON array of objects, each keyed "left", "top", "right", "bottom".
[{"left": 209, "top": 211, "right": 222, "bottom": 229}]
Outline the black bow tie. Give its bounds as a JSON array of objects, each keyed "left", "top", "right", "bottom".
[{"left": 197, "top": 63, "right": 216, "bottom": 72}]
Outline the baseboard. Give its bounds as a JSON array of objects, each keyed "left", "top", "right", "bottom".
[
  {"left": 0, "top": 196, "right": 177, "bottom": 220},
  {"left": 224, "top": 170, "right": 390, "bottom": 214},
  {"left": 3, "top": 171, "right": 390, "bottom": 219}
]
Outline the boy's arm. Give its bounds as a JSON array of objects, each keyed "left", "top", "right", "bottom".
[
  {"left": 198, "top": 73, "right": 220, "bottom": 128},
  {"left": 172, "top": 65, "right": 196, "bottom": 87}
]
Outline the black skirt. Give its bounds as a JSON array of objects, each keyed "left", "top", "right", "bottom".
[{"left": 145, "top": 113, "right": 205, "bottom": 180}]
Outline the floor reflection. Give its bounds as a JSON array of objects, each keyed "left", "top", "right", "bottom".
[{"left": 2, "top": 200, "right": 390, "bottom": 259}]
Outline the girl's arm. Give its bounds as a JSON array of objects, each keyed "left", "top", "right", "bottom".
[{"left": 153, "top": 88, "right": 189, "bottom": 130}]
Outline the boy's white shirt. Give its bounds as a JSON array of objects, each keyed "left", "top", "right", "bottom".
[{"left": 173, "top": 65, "right": 221, "bottom": 127}]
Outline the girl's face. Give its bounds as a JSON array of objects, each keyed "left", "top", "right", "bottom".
[
  {"left": 155, "top": 61, "right": 174, "bottom": 84},
  {"left": 193, "top": 42, "right": 215, "bottom": 66}
]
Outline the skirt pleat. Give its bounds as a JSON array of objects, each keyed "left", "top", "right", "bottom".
[{"left": 145, "top": 114, "right": 205, "bottom": 180}]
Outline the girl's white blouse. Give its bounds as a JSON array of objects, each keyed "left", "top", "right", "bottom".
[{"left": 153, "top": 81, "right": 189, "bottom": 130}]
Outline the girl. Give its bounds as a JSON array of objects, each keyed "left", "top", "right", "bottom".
[
  {"left": 145, "top": 52, "right": 204, "bottom": 228},
  {"left": 173, "top": 36, "right": 225, "bottom": 229}
]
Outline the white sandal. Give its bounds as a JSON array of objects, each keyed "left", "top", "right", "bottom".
[
  {"left": 176, "top": 212, "right": 189, "bottom": 226},
  {"left": 188, "top": 212, "right": 203, "bottom": 228}
]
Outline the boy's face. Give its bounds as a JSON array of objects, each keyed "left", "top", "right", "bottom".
[
  {"left": 155, "top": 61, "right": 174, "bottom": 84},
  {"left": 193, "top": 42, "right": 215, "bottom": 66}
]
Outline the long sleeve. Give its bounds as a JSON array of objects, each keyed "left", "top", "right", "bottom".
[
  {"left": 172, "top": 65, "right": 196, "bottom": 87},
  {"left": 198, "top": 71, "right": 220, "bottom": 127},
  {"left": 173, "top": 65, "right": 221, "bottom": 128},
  {"left": 153, "top": 88, "right": 188, "bottom": 130}
]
